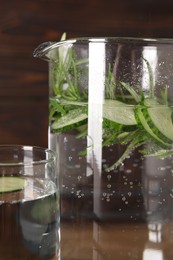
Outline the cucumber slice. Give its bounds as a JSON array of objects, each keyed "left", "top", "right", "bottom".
[
  {"left": 31, "top": 193, "right": 58, "bottom": 224},
  {"left": 0, "top": 176, "right": 26, "bottom": 193},
  {"left": 146, "top": 99, "right": 173, "bottom": 141},
  {"left": 103, "top": 100, "right": 137, "bottom": 125},
  {"left": 136, "top": 99, "right": 173, "bottom": 146},
  {"left": 52, "top": 107, "right": 87, "bottom": 130}
]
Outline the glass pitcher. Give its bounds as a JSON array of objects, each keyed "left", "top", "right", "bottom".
[{"left": 34, "top": 37, "right": 173, "bottom": 259}]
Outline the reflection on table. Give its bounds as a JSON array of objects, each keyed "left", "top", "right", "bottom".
[{"left": 61, "top": 219, "right": 173, "bottom": 260}]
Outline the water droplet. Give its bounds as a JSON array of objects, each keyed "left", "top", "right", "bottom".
[
  {"left": 160, "top": 167, "right": 166, "bottom": 171},
  {"left": 77, "top": 175, "right": 82, "bottom": 181},
  {"left": 126, "top": 169, "right": 132, "bottom": 174},
  {"left": 122, "top": 196, "right": 126, "bottom": 201},
  {"left": 68, "top": 156, "right": 72, "bottom": 161},
  {"left": 133, "top": 163, "right": 138, "bottom": 167},
  {"left": 107, "top": 175, "right": 111, "bottom": 181}
]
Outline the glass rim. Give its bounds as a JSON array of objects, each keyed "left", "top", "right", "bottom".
[
  {"left": 0, "top": 145, "right": 56, "bottom": 166},
  {"left": 33, "top": 36, "right": 173, "bottom": 59}
]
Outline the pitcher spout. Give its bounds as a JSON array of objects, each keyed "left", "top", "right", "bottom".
[
  {"left": 33, "top": 41, "right": 56, "bottom": 61},
  {"left": 33, "top": 38, "right": 77, "bottom": 62}
]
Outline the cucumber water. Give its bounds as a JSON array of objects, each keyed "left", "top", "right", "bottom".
[
  {"left": 40, "top": 35, "right": 173, "bottom": 259},
  {"left": 0, "top": 176, "right": 59, "bottom": 259}
]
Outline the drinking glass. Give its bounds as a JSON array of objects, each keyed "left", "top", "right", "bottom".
[
  {"left": 0, "top": 145, "right": 59, "bottom": 260},
  {"left": 34, "top": 37, "right": 173, "bottom": 259}
]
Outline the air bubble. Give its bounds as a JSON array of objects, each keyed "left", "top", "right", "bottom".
[
  {"left": 77, "top": 176, "right": 82, "bottom": 181},
  {"left": 68, "top": 156, "right": 73, "bottom": 161},
  {"left": 64, "top": 137, "right": 68, "bottom": 143},
  {"left": 160, "top": 167, "right": 166, "bottom": 171},
  {"left": 126, "top": 169, "right": 132, "bottom": 174},
  {"left": 107, "top": 175, "right": 111, "bottom": 181},
  {"left": 133, "top": 163, "right": 138, "bottom": 167}
]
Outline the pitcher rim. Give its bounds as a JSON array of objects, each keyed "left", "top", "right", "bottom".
[{"left": 33, "top": 36, "right": 173, "bottom": 59}]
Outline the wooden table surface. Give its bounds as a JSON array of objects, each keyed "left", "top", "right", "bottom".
[
  {"left": 60, "top": 220, "right": 148, "bottom": 260},
  {"left": 60, "top": 214, "right": 173, "bottom": 260},
  {"left": 0, "top": 0, "right": 173, "bottom": 147}
]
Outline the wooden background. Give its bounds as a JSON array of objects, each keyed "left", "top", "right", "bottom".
[{"left": 1, "top": 0, "right": 173, "bottom": 147}]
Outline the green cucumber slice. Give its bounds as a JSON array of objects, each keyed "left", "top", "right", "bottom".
[
  {"left": 31, "top": 193, "right": 58, "bottom": 224},
  {"left": 136, "top": 99, "right": 173, "bottom": 146},
  {"left": 103, "top": 100, "right": 137, "bottom": 125},
  {"left": 52, "top": 107, "right": 87, "bottom": 130},
  {"left": 145, "top": 99, "right": 173, "bottom": 141},
  {"left": 0, "top": 176, "right": 26, "bottom": 193}
]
